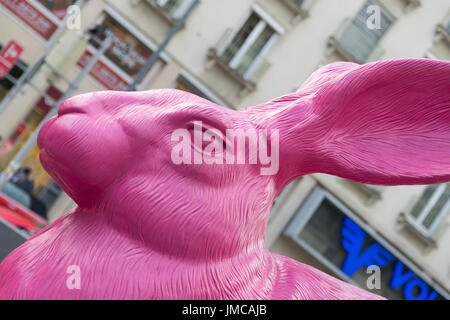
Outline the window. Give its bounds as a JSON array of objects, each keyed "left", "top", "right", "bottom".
[
  {"left": 207, "top": 5, "right": 282, "bottom": 92},
  {"left": 354, "top": 1, "right": 393, "bottom": 42},
  {"left": 89, "top": 13, "right": 154, "bottom": 79},
  {"left": 0, "top": 60, "right": 27, "bottom": 103},
  {"left": 279, "top": 0, "right": 315, "bottom": 23},
  {"left": 330, "top": 0, "right": 393, "bottom": 63},
  {"left": 408, "top": 184, "right": 450, "bottom": 236},
  {"left": 346, "top": 0, "right": 392, "bottom": 62},
  {"left": 155, "top": 0, "right": 195, "bottom": 19},
  {"left": 220, "top": 10, "right": 280, "bottom": 80}
]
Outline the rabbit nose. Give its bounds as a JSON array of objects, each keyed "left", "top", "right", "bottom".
[{"left": 58, "top": 91, "right": 123, "bottom": 116}]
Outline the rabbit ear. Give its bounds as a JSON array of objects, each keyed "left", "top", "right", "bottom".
[{"left": 246, "top": 59, "right": 450, "bottom": 186}]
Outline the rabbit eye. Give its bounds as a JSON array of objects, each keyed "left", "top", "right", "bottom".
[{"left": 186, "top": 121, "right": 227, "bottom": 155}]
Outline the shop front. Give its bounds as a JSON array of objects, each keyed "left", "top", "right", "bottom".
[
  {"left": 284, "top": 187, "right": 450, "bottom": 300},
  {"left": 0, "top": 86, "right": 63, "bottom": 218},
  {"left": 78, "top": 7, "right": 164, "bottom": 91}
]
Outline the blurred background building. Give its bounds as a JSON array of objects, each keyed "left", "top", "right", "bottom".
[{"left": 0, "top": 0, "right": 449, "bottom": 299}]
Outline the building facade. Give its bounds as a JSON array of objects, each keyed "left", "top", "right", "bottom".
[{"left": 0, "top": 0, "right": 449, "bottom": 299}]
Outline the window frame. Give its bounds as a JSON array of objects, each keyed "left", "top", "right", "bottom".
[
  {"left": 407, "top": 183, "right": 450, "bottom": 236},
  {"left": 329, "top": 0, "right": 395, "bottom": 63},
  {"left": 86, "top": 6, "right": 170, "bottom": 90},
  {"left": 354, "top": 0, "right": 395, "bottom": 37},
  {"left": 219, "top": 3, "right": 284, "bottom": 80},
  {"left": 0, "top": 0, "right": 61, "bottom": 42},
  {"left": 290, "top": 0, "right": 305, "bottom": 7},
  {"left": 352, "top": 0, "right": 394, "bottom": 57},
  {"left": 155, "top": 0, "right": 195, "bottom": 19}
]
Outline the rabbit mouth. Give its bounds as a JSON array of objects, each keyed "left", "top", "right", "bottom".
[{"left": 58, "top": 100, "right": 87, "bottom": 116}]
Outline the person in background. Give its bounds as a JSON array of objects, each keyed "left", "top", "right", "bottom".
[{"left": 11, "top": 167, "right": 35, "bottom": 194}]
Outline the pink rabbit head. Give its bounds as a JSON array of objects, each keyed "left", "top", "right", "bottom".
[
  {"left": 37, "top": 89, "right": 279, "bottom": 259},
  {"left": 0, "top": 58, "right": 448, "bottom": 300},
  {"left": 37, "top": 58, "right": 450, "bottom": 263}
]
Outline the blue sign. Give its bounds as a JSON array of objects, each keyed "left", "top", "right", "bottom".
[{"left": 341, "top": 217, "right": 439, "bottom": 300}]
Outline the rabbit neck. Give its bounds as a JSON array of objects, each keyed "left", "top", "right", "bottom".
[
  {"left": 48, "top": 208, "right": 279, "bottom": 298},
  {"left": 93, "top": 177, "right": 273, "bottom": 261}
]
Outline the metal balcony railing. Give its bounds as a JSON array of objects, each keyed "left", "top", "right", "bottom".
[
  {"left": 131, "top": 0, "right": 186, "bottom": 25},
  {"left": 280, "top": 0, "right": 316, "bottom": 23},
  {"left": 207, "top": 28, "right": 272, "bottom": 93},
  {"left": 281, "top": 0, "right": 307, "bottom": 14},
  {"left": 403, "top": 0, "right": 421, "bottom": 12},
  {"left": 327, "top": 18, "right": 385, "bottom": 64}
]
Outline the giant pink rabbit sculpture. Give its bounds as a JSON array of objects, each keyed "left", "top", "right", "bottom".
[{"left": 0, "top": 59, "right": 449, "bottom": 299}]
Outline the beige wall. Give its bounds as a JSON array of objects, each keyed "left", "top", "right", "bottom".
[
  {"left": 0, "top": 8, "right": 46, "bottom": 63},
  {"left": 105, "top": 0, "right": 449, "bottom": 107}
]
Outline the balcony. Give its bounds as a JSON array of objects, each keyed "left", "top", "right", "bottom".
[
  {"left": 279, "top": 0, "right": 316, "bottom": 24},
  {"left": 402, "top": 0, "right": 421, "bottom": 13},
  {"left": 207, "top": 28, "right": 271, "bottom": 95},
  {"left": 327, "top": 18, "right": 385, "bottom": 64},
  {"left": 130, "top": 0, "right": 189, "bottom": 26},
  {"left": 354, "top": 183, "right": 382, "bottom": 205},
  {"left": 434, "top": 10, "right": 450, "bottom": 47}
]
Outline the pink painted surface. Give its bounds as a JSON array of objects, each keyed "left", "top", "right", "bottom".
[{"left": 0, "top": 59, "right": 449, "bottom": 299}]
